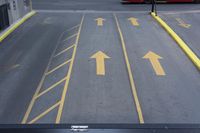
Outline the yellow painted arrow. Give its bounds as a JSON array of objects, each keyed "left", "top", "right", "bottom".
[
  {"left": 176, "top": 18, "right": 191, "bottom": 29},
  {"left": 143, "top": 51, "right": 166, "bottom": 76},
  {"left": 128, "top": 17, "right": 139, "bottom": 26},
  {"left": 95, "top": 18, "right": 105, "bottom": 26},
  {"left": 90, "top": 51, "right": 110, "bottom": 76}
]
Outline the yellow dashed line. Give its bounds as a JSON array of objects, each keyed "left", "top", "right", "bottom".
[
  {"left": 67, "top": 24, "right": 80, "bottom": 32},
  {"left": 45, "top": 59, "right": 72, "bottom": 76},
  {"left": 23, "top": 16, "right": 84, "bottom": 124},
  {"left": 35, "top": 77, "right": 68, "bottom": 99},
  {"left": 54, "top": 44, "right": 76, "bottom": 57},
  {"left": 63, "top": 33, "right": 78, "bottom": 42},
  {"left": 28, "top": 101, "right": 61, "bottom": 124},
  {"left": 22, "top": 28, "right": 74, "bottom": 124},
  {"left": 114, "top": 14, "right": 144, "bottom": 124},
  {"left": 56, "top": 15, "right": 85, "bottom": 123}
]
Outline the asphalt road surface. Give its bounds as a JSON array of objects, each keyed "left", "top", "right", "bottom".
[
  {"left": 160, "top": 11, "right": 200, "bottom": 58},
  {"left": 0, "top": 0, "right": 200, "bottom": 124}
]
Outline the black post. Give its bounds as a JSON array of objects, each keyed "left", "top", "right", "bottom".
[
  {"left": 154, "top": 0, "right": 157, "bottom": 16},
  {"left": 151, "top": 0, "right": 155, "bottom": 12},
  {"left": 151, "top": 0, "right": 157, "bottom": 16}
]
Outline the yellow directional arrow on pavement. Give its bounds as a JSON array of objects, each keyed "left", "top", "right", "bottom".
[
  {"left": 95, "top": 18, "right": 105, "bottom": 26},
  {"left": 176, "top": 18, "right": 191, "bottom": 29},
  {"left": 128, "top": 17, "right": 139, "bottom": 26},
  {"left": 90, "top": 51, "right": 110, "bottom": 76},
  {"left": 143, "top": 51, "right": 166, "bottom": 76}
]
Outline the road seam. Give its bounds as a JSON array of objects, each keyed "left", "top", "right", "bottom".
[
  {"left": 151, "top": 12, "right": 200, "bottom": 70},
  {"left": 55, "top": 15, "right": 85, "bottom": 123},
  {"left": 114, "top": 13, "right": 144, "bottom": 124},
  {"left": 0, "top": 11, "right": 36, "bottom": 43}
]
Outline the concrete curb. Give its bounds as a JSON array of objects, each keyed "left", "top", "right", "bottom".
[
  {"left": 0, "top": 11, "right": 36, "bottom": 43},
  {"left": 151, "top": 12, "right": 200, "bottom": 70}
]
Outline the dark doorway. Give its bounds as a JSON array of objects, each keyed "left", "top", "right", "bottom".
[{"left": 0, "top": 4, "right": 10, "bottom": 31}]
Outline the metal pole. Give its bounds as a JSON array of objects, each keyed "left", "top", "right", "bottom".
[
  {"left": 151, "top": 0, "right": 157, "bottom": 16},
  {"left": 154, "top": 0, "right": 157, "bottom": 16},
  {"left": 30, "top": 0, "right": 33, "bottom": 11},
  {"left": 151, "top": 0, "right": 155, "bottom": 12}
]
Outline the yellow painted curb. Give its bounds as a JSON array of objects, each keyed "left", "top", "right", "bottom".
[
  {"left": 151, "top": 12, "right": 200, "bottom": 70},
  {"left": 0, "top": 11, "right": 36, "bottom": 43}
]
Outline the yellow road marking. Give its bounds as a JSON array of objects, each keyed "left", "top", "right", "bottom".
[
  {"left": 128, "top": 17, "right": 139, "bottom": 26},
  {"left": 151, "top": 12, "right": 200, "bottom": 70},
  {"left": 45, "top": 59, "right": 72, "bottom": 76},
  {"left": 63, "top": 33, "right": 78, "bottom": 42},
  {"left": 0, "top": 11, "right": 36, "bottom": 43},
  {"left": 28, "top": 101, "right": 61, "bottom": 124},
  {"left": 7, "top": 64, "right": 20, "bottom": 71},
  {"left": 176, "top": 18, "right": 191, "bottom": 29},
  {"left": 11, "top": 64, "right": 20, "bottom": 69},
  {"left": 67, "top": 24, "right": 80, "bottom": 32},
  {"left": 90, "top": 51, "right": 110, "bottom": 76},
  {"left": 143, "top": 51, "right": 166, "bottom": 76},
  {"left": 55, "top": 15, "right": 85, "bottom": 123},
  {"left": 54, "top": 44, "right": 76, "bottom": 57},
  {"left": 35, "top": 77, "right": 68, "bottom": 99},
  {"left": 22, "top": 28, "right": 72, "bottom": 124},
  {"left": 114, "top": 14, "right": 144, "bottom": 124},
  {"left": 95, "top": 18, "right": 105, "bottom": 26}
]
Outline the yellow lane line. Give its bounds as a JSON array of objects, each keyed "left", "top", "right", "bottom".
[
  {"left": 35, "top": 77, "right": 68, "bottom": 99},
  {"left": 55, "top": 15, "right": 85, "bottom": 123},
  {"left": 67, "top": 24, "right": 80, "bottom": 32},
  {"left": 28, "top": 101, "right": 61, "bottom": 124},
  {"left": 63, "top": 34, "right": 78, "bottom": 42},
  {"left": 114, "top": 14, "right": 144, "bottom": 124},
  {"left": 22, "top": 28, "right": 71, "bottom": 124},
  {"left": 151, "top": 12, "right": 200, "bottom": 70},
  {"left": 0, "top": 11, "right": 36, "bottom": 43},
  {"left": 45, "top": 59, "right": 72, "bottom": 76},
  {"left": 54, "top": 44, "right": 76, "bottom": 58}
]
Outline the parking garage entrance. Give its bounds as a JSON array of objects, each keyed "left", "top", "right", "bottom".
[{"left": 0, "top": 4, "right": 9, "bottom": 31}]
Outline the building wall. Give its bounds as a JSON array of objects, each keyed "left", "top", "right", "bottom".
[
  {"left": 0, "top": 0, "right": 7, "bottom": 5},
  {"left": 0, "top": 0, "right": 32, "bottom": 25}
]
